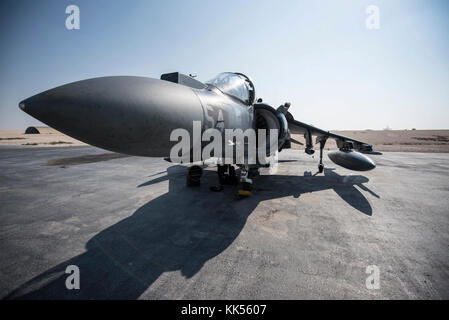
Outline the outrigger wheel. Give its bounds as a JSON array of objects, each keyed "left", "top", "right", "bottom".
[
  {"left": 186, "top": 165, "right": 203, "bottom": 187},
  {"left": 318, "top": 163, "right": 324, "bottom": 174}
]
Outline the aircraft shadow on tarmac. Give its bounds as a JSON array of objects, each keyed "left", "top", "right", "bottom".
[{"left": 6, "top": 166, "right": 378, "bottom": 299}]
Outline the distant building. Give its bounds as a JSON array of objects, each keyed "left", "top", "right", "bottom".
[
  {"left": 24, "top": 126, "right": 59, "bottom": 134},
  {"left": 25, "top": 126, "right": 40, "bottom": 134}
]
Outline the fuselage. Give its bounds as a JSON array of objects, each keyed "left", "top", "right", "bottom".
[{"left": 20, "top": 74, "right": 256, "bottom": 159}]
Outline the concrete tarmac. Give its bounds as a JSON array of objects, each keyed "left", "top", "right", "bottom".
[{"left": 0, "top": 146, "right": 448, "bottom": 299}]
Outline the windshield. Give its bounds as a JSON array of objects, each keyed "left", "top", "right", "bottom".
[{"left": 207, "top": 72, "right": 253, "bottom": 104}]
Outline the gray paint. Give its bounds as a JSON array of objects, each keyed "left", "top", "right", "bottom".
[
  {"left": 20, "top": 76, "right": 204, "bottom": 157},
  {"left": 20, "top": 76, "right": 254, "bottom": 159},
  {"left": 328, "top": 150, "right": 376, "bottom": 171}
]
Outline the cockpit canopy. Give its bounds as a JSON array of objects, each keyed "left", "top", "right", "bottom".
[{"left": 206, "top": 72, "right": 255, "bottom": 105}]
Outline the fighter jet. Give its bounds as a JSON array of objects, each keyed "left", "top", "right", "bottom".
[{"left": 19, "top": 72, "right": 377, "bottom": 196}]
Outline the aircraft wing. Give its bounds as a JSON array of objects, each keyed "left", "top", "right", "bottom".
[{"left": 285, "top": 113, "right": 374, "bottom": 153}]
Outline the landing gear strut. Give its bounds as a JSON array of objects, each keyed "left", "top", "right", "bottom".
[{"left": 304, "top": 129, "right": 315, "bottom": 155}]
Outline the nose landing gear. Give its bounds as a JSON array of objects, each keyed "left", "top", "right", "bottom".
[
  {"left": 210, "top": 164, "right": 238, "bottom": 192},
  {"left": 217, "top": 164, "right": 238, "bottom": 185},
  {"left": 209, "top": 164, "right": 256, "bottom": 197}
]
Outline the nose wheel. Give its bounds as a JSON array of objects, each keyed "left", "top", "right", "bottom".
[
  {"left": 210, "top": 164, "right": 238, "bottom": 192},
  {"left": 217, "top": 164, "right": 238, "bottom": 185}
]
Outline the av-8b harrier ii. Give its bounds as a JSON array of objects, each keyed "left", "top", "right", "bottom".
[{"left": 19, "top": 72, "right": 376, "bottom": 196}]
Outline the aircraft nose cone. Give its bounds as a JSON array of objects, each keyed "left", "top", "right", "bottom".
[
  {"left": 19, "top": 76, "right": 204, "bottom": 156},
  {"left": 18, "top": 101, "right": 26, "bottom": 111}
]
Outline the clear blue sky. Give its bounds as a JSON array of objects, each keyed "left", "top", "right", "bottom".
[{"left": 1, "top": 0, "right": 448, "bottom": 130}]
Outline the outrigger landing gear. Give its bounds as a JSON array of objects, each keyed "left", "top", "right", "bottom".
[{"left": 318, "top": 137, "right": 327, "bottom": 174}]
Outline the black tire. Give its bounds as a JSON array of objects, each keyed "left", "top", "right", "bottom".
[
  {"left": 187, "top": 165, "right": 203, "bottom": 187},
  {"left": 318, "top": 164, "right": 324, "bottom": 173}
]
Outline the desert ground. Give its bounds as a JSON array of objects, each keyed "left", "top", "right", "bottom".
[
  {"left": 0, "top": 128, "right": 85, "bottom": 147},
  {"left": 1, "top": 127, "right": 448, "bottom": 299},
  {"left": 1, "top": 127, "right": 449, "bottom": 153},
  {"left": 1, "top": 147, "right": 448, "bottom": 299}
]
